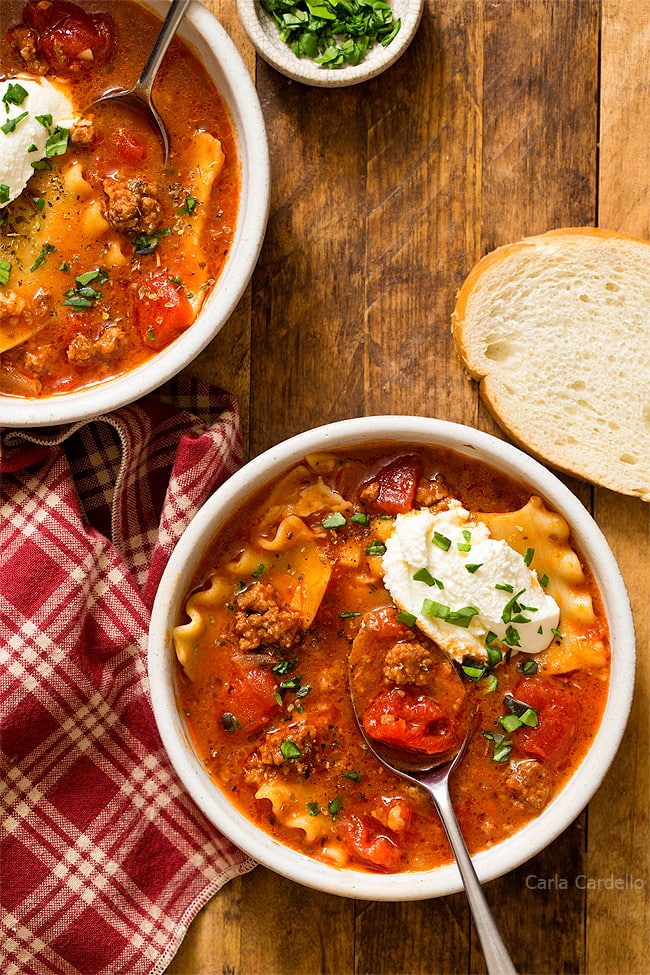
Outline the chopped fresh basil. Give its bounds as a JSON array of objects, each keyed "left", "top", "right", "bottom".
[
  {"left": 502, "top": 625, "right": 521, "bottom": 647},
  {"left": 501, "top": 589, "right": 529, "bottom": 623},
  {"left": 0, "top": 184, "right": 9, "bottom": 205},
  {"left": 322, "top": 511, "right": 346, "bottom": 529},
  {"left": 518, "top": 658, "right": 539, "bottom": 675},
  {"left": 77, "top": 286, "right": 102, "bottom": 300},
  {"left": 278, "top": 675, "right": 303, "bottom": 695},
  {"left": 259, "top": 0, "right": 401, "bottom": 69},
  {"left": 328, "top": 796, "right": 343, "bottom": 817},
  {"left": 342, "top": 770, "right": 362, "bottom": 782},
  {"left": 0, "top": 259, "right": 11, "bottom": 285},
  {"left": 33, "top": 196, "right": 45, "bottom": 211},
  {"left": 413, "top": 567, "right": 444, "bottom": 588},
  {"left": 221, "top": 712, "right": 242, "bottom": 734},
  {"left": 432, "top": 531, "right": 451, "bottom": 551},
  {"left": 133, "top": 226, "right": 171, "bottom": 255},
  {"left": 307, "top": 801, "right": 321, "bottom": 816},
  {"left": 251, "top": 563, "right": 266, "bottom": 578},
  {"left": 412, "top": 566, "right": 437, "bottom": 586},
  {"left": 465, "top": 563, "right": 483, "bottom": 574},
  {"left": 280, "top": 740, "right": 302, "bottom": 759},
  {"left": 457, "top": 529, "right": 472, "bottom": 552},
  {"left": 63, "top": 294, "right": 94, "bottom": 309},
  {"left": 501, "top": 588, "right": 529, "bottom": 624},
  {"left": 448, "top": 605, "right": 480, "bottom": 627},
  {"left": 62, "top": 267, "right": 108, "bottom": 308},
  {"left": 396, "top": 609, "right": 417, "bottom": 628},
  {"left": 272, "top": 657, "right": 298, "bottom": 675},
  {"left": 461, "top": 657, "right": 487, "bottom": 682},
  {"left": 1, "top": 111, "right": 28, "bottom": 135},
  {"left": 483, "top": 673, "right": 499, "bottom": 694},
  {"left": 422, "top": 598, "right": 479, "bottom": 628},
  {"left": 45, "top": 128, "right": 70, "bottom": 158},
  {"left": 481, "top": 730, "right": 511, "bottom": 762},
  {"left": 76, "top": 269, "right": 108, "bottom": 287},
  {"left": 35, "top": 113, "right": 53, "bottom": 130},
  {"left": 422, "top": 598, "right": 451, "bottom": 621},
  {"left": 366, "top": 540, "right": 386, "bottom": 557},
  {"left": 498, "top": 712, "right": 524, "bottom": 734},
  {"left": 3, "top": 82, "right": 29, "bottom": 107},
  {"left": 30, "top": 242, "right": 56, "bottom": 271},
  {"left": 350, "top": 511, "right": 369, "bottom": 525},
  {"left": 178, "top": 194, "right": 197, "bottom": 216},
  {"left": 503, "top": 694, "right": 539, "bottom": 727},
  {"left": 485, "top": 641, "right": 503, "bottom": 669}
]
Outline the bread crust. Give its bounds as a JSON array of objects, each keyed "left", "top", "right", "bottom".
[{"left": 452, "top": 227, "right": 650, "bottom": 501}]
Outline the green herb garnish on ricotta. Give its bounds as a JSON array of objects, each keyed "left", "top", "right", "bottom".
[
  {"left": 382, "top": 501, "right": 560, "bottom": 664},
  {"left": 0, "top": 75, "right": 75, "bottom": 209}
]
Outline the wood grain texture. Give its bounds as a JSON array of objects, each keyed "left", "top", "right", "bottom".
[
  {"left": 587, "top": 3, "right": 650, "bottom": 973},
  {"left": 172, "top": 1, "right": 650, "bottom": 972}
]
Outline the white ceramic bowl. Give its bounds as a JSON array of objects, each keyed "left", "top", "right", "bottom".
[
  {"left": 1, "top": 0, "right": 270, "bottom": 428},
  {"left": 237, "top": 0, "right": 424, "bottom": 88},
  {"left": 148, "top": 416, "right": 635, "bottom": 900}
]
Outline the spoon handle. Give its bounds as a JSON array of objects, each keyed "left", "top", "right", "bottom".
[
  {"left": 134, "top": 0, "right": 194, "bottom": 98},
  {"left": 428, "top": 779, "right": 518, "bottom": 975}
]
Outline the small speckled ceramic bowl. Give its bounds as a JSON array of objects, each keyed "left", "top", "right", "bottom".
[
  {"left": 148, "top": 415, "right": 636, "bottom": 901},
  {"left": 237, "top": 0, "right": 424, "bottom": 87}
]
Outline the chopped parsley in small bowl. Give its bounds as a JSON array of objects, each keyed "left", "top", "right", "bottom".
[{"left": 237, "top": 0, "right": 424, "bottom": 87}]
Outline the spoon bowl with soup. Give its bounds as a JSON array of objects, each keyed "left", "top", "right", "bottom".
[{"left": 348, "top": 613, "right": 517, "bottom": 974}]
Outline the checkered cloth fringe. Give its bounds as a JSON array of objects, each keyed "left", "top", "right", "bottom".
[{"left": 0, "top": 378, "right": 256, "bottom": 975}]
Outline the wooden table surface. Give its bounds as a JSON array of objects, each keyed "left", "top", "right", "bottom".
[{"left": 168, "top": 2, "right": 649, "bottom": 972}]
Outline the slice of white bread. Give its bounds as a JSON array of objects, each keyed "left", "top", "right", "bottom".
[{"left": 452, "top": 227, "right": 650, "bottom": 502}]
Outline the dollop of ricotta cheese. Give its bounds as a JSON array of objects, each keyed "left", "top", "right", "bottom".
[
  {"left": 382, "top": 501, "right": 560, "bottom": 664},
  {"left": 0, "top": 76, "right": 76, "bottom": 208}
]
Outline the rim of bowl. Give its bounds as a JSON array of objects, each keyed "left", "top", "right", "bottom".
[
  {"left": 236, "top": 0, "right": 424, "bottom": 88},
  {"left": 0, "top": 0, "right": 270, "bottom": 428},
  {"left": 148, "top": 415, "right": 636, "bottom": 900}
]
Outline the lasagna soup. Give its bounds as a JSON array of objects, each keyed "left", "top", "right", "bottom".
[
  {"left": 0, "top": 0, "right": 240, "bottom": 397},
  {"left": 174, "top": 444, "right": 610, "bottom": 873}
]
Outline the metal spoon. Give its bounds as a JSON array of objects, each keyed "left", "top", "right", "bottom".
[
  {"left": 89, "top": 0, "right": 193, "bottom": 164},
  {"left": 348, "top": 641, "right": 518, "bottom": 975}
]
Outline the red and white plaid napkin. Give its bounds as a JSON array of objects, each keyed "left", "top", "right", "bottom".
[{"left": 0, "top": 377, "right": 256, "bottom": 975}]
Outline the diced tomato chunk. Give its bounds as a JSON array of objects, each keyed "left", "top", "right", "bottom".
[
  {"left": 362, "top": 686, "right": 452, "bottom": 755},
  {"left": 115, "top": 128, "right": 147, "bottom": 164},
  {"left": 132, "top": 272, "right": 195, "bottom": 349},
  {"left": 368, "top": 455, "right": 421, "bottom": 514},
  {"left": 341, "top": 814, "right": 403, "bottom": 872},
  {"left": 514, "top": 678, "right": 580, "bottom": 766},
  {"left": 220, "top": 668, "right": 280, "bottom": 735},
  {"left": 23, "top": 1, "right": 115, "bottom": 71},
  {"left": 367, "top": 606, "right": 417, "bottom": 642},
  {"left": 24, "top": 0, "right": 81, "bottom": 31}
]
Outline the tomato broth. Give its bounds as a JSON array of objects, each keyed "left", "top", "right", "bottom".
[{"left": 174, "top": 444, "right": 611, "bottom": 874}]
